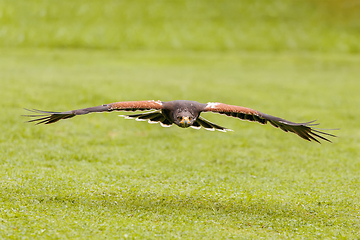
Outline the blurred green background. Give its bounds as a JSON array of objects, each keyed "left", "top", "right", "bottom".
[
  {"left": 1, "top": 0, "right": 359, "bottom": 52},
  {"left": 1, "top": 0, "right": 360, "bottom": 239}
]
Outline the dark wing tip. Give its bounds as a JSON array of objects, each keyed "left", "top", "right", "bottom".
[
  {"left": 298, "top": 120, "right": 338, "bottom": 143},
  {"left": 23, "top": 108, "right": 75, "bottom": 125},
  {"left": 259, "top": 113, "right": 336, "bottom": 143},
  {"left": 277, "top": 119, "right": 337, "bottom": 143}
]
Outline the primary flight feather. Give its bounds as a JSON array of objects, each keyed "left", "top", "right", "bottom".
[{"left": 24, "top": 100, "right": 336, "bottom": 143}]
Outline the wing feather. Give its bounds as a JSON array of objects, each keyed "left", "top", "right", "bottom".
[
  {"left": 204, "top": 102, "right": 336, "bottom": 143},
  {"left": 24, "top": 101, "right": 163, "bottom": 124},
  {"left": 119, "top": 111, "right": 172, "bottom": 127},
  {"left": 195, "top": 116, "right": 232, "bottom": 132}
]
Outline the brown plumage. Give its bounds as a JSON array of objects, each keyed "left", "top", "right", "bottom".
[{"left": 24, "top": 100, "right": 336, "bottom": 143}]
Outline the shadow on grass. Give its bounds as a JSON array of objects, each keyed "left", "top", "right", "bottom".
[{"left": 35, "top": 188, "right": 323, "bottom": 226}]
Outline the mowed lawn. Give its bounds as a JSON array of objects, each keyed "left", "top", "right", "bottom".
[
  {"left": 1, "top": 0, "right": 360, "bottom": 238},
  {"left": 0, "top": 48, "right": 359, "bottom": 239}
]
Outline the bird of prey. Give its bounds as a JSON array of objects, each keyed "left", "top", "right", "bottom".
[{"left": 24, "top": 100, "right": 336, "bottom": 143}]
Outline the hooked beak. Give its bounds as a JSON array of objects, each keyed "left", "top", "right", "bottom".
[{"left": 179, "top": 116, "right": 191, "bottom": 127}]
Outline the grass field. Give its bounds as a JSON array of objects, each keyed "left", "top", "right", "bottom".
[
  {"left": 1, "top": 49, "right": 360, "bottom": 239},
  {"left": 1, "top": 0, "right": 360, "bottom": 52},
  {"left": 1, "top": 0, "right": 360, "bottom": 239}
]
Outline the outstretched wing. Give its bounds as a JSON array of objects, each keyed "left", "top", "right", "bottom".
[
  {"left": 24, "top": 100, "right": 163, "bottom": 125},
  {"left": 203, "top": 102, "right": 336, "bottom": 143}
]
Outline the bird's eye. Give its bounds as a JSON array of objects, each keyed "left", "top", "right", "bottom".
[{"left": 178, "top": 116, "right": 182, "bottom": 120}]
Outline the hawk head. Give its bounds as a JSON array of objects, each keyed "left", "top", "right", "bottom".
[{"left": 172, "top": 108, "right": 197, "bottom": 128}]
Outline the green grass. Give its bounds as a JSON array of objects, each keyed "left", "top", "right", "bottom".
[
  {"left": 0, "top": 0, "right": 359, "bottom": 52},
  {"left": 1, "top": 48, "right": 360, "bottom": 239},
  {"left": 1, "top": 0, "right": 360, "bottom": 238}
]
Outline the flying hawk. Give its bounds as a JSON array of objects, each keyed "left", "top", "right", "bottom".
[{"left": 24, "top": 100, "right": 335, "bottom": 143}]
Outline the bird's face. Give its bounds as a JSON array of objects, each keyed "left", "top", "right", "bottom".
[{"left": 173, "top": 110, "right": 196, "bottom": 128}]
